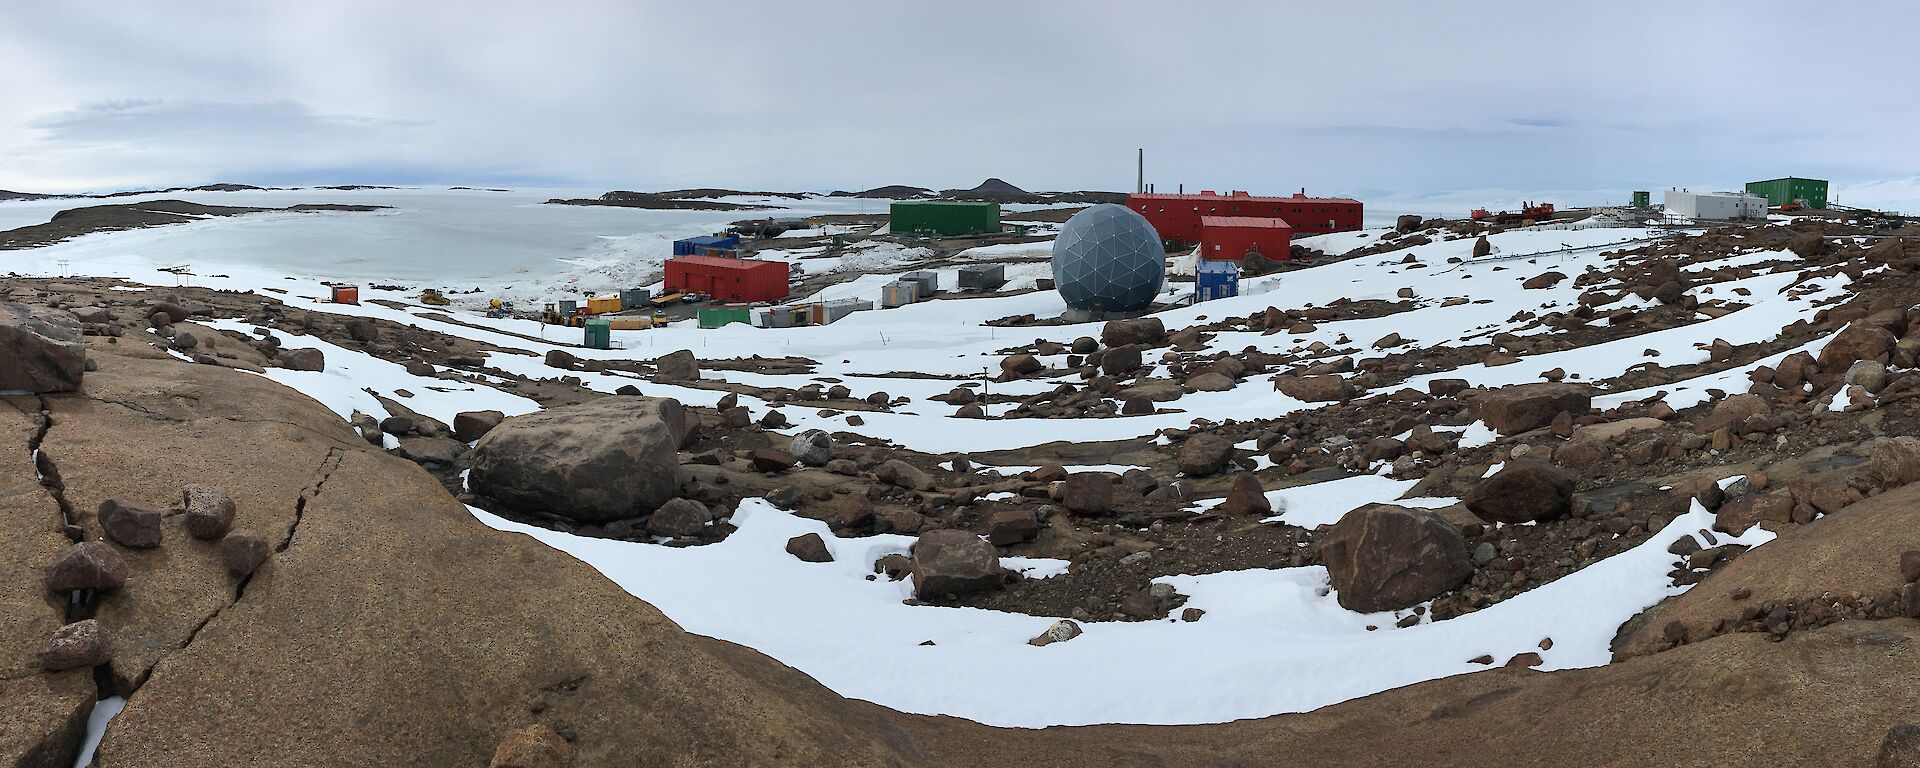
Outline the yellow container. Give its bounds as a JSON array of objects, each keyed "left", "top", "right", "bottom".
[
  {"left": 586, "top": 296, "right": 622, "bottom": 314},
  {"left": 608, "top": 317, "right": 651, "bottom": 330}
]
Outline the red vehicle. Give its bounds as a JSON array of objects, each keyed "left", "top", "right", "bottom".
[{"left": 1472, "top": 202, "right": 1556, "bottom": 224}]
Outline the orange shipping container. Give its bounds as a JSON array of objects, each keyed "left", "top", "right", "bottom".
[
  {"left": 608, "top": 317, "right": 651, "bottom": 330},
  {"left": 586, "top": 296, "right": 622, "bottom": 314},
  {"left": 330, "top": 286, "right": 359, "bottom": 305}
]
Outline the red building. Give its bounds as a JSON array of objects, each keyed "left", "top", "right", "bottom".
[
  {"left": 664, "top": 255, "right": 790, "bottom": 303},
  {"left": 1200, "top": 216, "right": 1293, "bottom": 261},
  {"left": 1128, "top": 190, "right": 1363, "bottom": 243}
]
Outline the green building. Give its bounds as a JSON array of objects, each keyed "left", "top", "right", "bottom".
[
  {"left": 697, "top": 305, "right": 752, "bottom": 329},
  {"left": 1630, "top": 191, "right": 1651, "bottom": 208},
  {"left": 889, "top": 201, "right": 1000, "bottom": 236},
  {"left": 1745, "top": 177, "right": 1828, "bottom": 209},
  {"left": 582, "top": 318, "right": 611, "bottom": 350}
]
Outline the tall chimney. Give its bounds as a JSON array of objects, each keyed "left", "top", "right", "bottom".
[{"left": 1136, "top": 148, "right": 1143, "bottom": 194}]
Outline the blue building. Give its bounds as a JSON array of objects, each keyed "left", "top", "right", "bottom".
[
  {"left": 672, "top": 234, "right": 741, "bottom": 256},
  {"left": 1195, "top": 259, "right": 1240, "bottom": 302}
]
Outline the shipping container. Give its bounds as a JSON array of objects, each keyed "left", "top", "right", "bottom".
[
  {"left": 901, "top": 270, "right": 939, "bottom": 297},
  {"left": 757, "top": 306, "right": 794, "bottom": 328},
  {"left": 582, "top": 318, "right": 611, "bottom": 350},
  {"left": 1128, "top": 190, "right": 1362, "bottom": 244},
  {"left": 619, "top": 288, "right": 651, "bottom": 308},
  {"left": 881, "top": 281, "right": 919, "bottom": 308},
  {"left": 1195, "top": 259, "right": 1240, "bottom": 302},
  {"left": 558, "top": 299, "right": 578, "bottom": 314},
  {"left": 1664, "top": 190, "right": 1768, "bottom": 220},
  {"left": 608, "top": 317, "right": 651, "bottom": 330},
  {"left": 822, "top": 298, "right": 872, "bottom": 323},
  {"left": 1745, "top": 177, "right": 1828, "bottom": 210},
  {"left": 663, "top": 255, "right": 790, "bottom": 303},
  {"left": 586, "top": 296, "right": 621, "bottom": 314},
  {"left": 1630, "top": 191, "right": 1651, "bottom": 208},
  {"left": 889, "top": 201, "right": 1000, "bottom": 236},
  {"left": 1199, "top": 216, "right": 1294, "bottom": 262},
  {"left": 329, "top": 285, "right": 360, "bottom": 305},
  {"left": 957, "top": 264, "right": 1005, "bottom": 291},
  {"left": 698, "top": 305, "right": 753, "bottom": 329}
]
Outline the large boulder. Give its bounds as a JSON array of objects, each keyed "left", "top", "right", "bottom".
[
  {"left": 1273, "top": 374, "right": 1352, "bottom": 403},
  {"left": 452, "top": 410, "right": 506, "bottom": 442},
  {"left": 1470, "top": 383, "right": 1593, "bottom": 435},
  {"left": 790, "top": 429, "right": 833, "bottom": 467},
  {"left": 1818, "top": 323, "right": 1897, "bottom": 371},
  {"left": 1466, "top": 462, "right": 1574, "bottom": 524},
  {"left": 0, "top": 302, "right": 86, "bottom": 393},
  {"left": 654, "top": 349, "right": 700, "bottom": 382},
  {"left": 1101, "top": 318, "right": 1166, "bottom": 348},
  {"left": 1316, "top": 504, "right": 1472, "bottom": 613},
  {"left": 1176, "top": 433, "right": 1234, "bottom": 476},
  {"left": 911, "top": 530, "right": 1005, "bottom": 599},
  {"left": 1061, "top": 472, "right": 1114, "bottom": 515},
  {"left": 468, "top": 397, "right": 689, "bottom": 523}
]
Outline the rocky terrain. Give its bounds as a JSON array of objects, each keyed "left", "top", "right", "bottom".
[
  {"left": 9, "top": 211, "right": 1920, "bottom": 765},
  {"left": 0, "top": 199, "right": 387, "bottom": 250}
]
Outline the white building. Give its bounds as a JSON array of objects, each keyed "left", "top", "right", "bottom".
[{"left": 1663, "top": 189, "right": 1768, "bottom": 220}]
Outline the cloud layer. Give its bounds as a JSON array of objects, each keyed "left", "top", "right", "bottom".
[{"left": 3, "top": 1, "right": 1918, "bottom": 202}]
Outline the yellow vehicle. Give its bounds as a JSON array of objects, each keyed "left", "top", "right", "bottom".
[{"left": 420, "top": 289, "right": 450, "bottom": 306}]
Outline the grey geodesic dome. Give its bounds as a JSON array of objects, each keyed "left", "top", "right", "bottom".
[{"left": 1051, "top": 204, "right": 1166, "bottom": 312}]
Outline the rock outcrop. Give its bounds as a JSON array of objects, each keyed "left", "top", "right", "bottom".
[
  {"left": 1316, "top": 504, "right": 1472, "bottom": 612},
  {"left": 0, "top": 302, "right": 86, "bottom": 392}
]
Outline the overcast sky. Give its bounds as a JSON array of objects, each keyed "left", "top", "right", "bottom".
[{"left": 4, "top": 1, "right": 1918, "bottom": 205}]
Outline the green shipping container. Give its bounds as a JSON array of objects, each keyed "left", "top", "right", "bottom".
[
  {"left": 1745, "top": 177, "right": 1828, "bottom": 210},
  {"left": 1631, "top": 191, "right": 1651, "bottom": 208},
  {"left": 697, "top": 306, "right": 752, "bottom": 329},
  {"left": 582, "top": 318, "right": 611, "bottom": 350},
  {"left": 889, "top": 201, "right": 1000, "bottom": 236}
]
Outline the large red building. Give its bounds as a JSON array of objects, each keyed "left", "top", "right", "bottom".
[
  {"left": 664, "top": 255, "right": 790, "bottom": 303},
  {"left": 1199, "top": 216, "right": 1294, "bottom": 261},
  {"left": 1128, "top": 190, "right": 1363, "bottom": 243}
]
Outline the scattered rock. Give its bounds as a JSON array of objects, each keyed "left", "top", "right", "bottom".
[
  {"left": 785, "top": 533, "right": 833, "bottom": 563},
  {"left": 1101, "top": 317, "right": 1165, "bottom": 347},
  {"left": 986, "top": 509, "right": 1041, "bottom": 545},
  {"left": 1027, "top": 619, "right": 1083, "bottom": 647},
  {"left": 1061, "top": 473, "right": 1114, "bottom": 515},
  {"left": 646, "top": 498, "right": 713, "bottom": 537},
  {"left": 38, "top": 619, "right": 111, "bottom": 672},
  {"left": 1221, "top": 473, "right": 1271, "bottom": 516},
  {"left": 221, "top": 529, "right": 271, "bottom": 577},
  {"left": 876, "top": 459, "right": 934, "bottom": 491},
  {"left": 750, "top": 448, "right": 795, "bottom": 473},
  {"left": 1273, "top": 374, "right": 1352, "bottom": 403},
  {"left": 98, "top": 498, "right": 164, "bottom": 548},
  {"left": 1000, "top": 354, "right": 1043, "bottom": 378},
  {"left": 45, "top": 541, "right": 131, "bottom": 595},
  {"left": 1470, "top": 383, "right": 1593, "bottom": 435},
  {"left": 790, "top": 429, "right": 833, "bottom": 467},
  {"left": 180, "top": 483, "right": 236, "bottom": 540},
  {"left": 1177, "top": 433, "right": 1235, "bottom": 476},
  {"left": 279, "top": 347, "right": 324, "bottom": 372}
]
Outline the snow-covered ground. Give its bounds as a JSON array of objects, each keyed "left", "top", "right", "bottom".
[{"left": 2, "top": 190, "right": 1838, "bottom": 729}]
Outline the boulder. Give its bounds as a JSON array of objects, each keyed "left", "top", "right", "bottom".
[
  {"left": 0, "top": 303, "right": 86, "bottom": 392},
  {"left": 1472, "top": 236, "right": 1492, "bottom": 258},
  {"left": 98, "top": 498, "right": 164, "bottom": 548},
  {"left": 1027, "top": 619, "right": 1083, "bottom": 647},
  {"left": 1881, "top": 725, "right": 1920, "bottom": 768},
  {"left": 985, "top": 509, "right": 1040, "bottom": 545},
  {"left": 785, "top": 533, "right": 833, "bottom": 563},
  {"left": 180, "top": 484, "right": 236, "bottom": 540},
  {"left": 750, "top": 448, "right": 795, "bottom": 473},
  {"left": 1788, "top": 231, "right": 1830, "bottom": 258},
  {"left": 1316, "top": 504, "right": 1472, "bottom": 612},
  {"left": 1522, "top": 271, "right": 1566, "bottom": 290},
  {"left": 1819, "top": 323, "right": 1897, "bottom": 371},
  {"left": 1873, "top": 436, "right": 1920, "bottom": 488},
  {"left": 1394, "top": 214, "right": 1423, "bottom": 233},
  {"left": 655, "top": 349, "right": 700, "bottom": 382},
  {"left": 279, "top": 347, "right": 324, "bottom": 372},
  {"left": 1102, "top": 345, "right": 1143, "bottom": 376},
  {"left": 1186, "top": 372, "right": 1235, "bottom": 391},
  {"left": 910, "top": 530, "right": 1004, "bottom": 599},
  {"left": 394, "top": 436, "right": 468, "bottom": 466},
  {"left": 1470, "top": 383, "right": 1593, "bottom": 435},
  {"left": 1000, "top": 354, "right": 1043, "bottom": 378},
  {"left": 468, "top": 397, "right": 689, "bottom": 523},
  {"left": 1466, "top": 462, "right": 1574, "bottom": 524},
  {"left": 1848, "top": 360, "right": 1891, "bottom": 394},
  {"left": 1220, "top": 473, "right": 1270, "bottom": 516},
  {"left": 1101, "top": 318, "right": 1165, "bottom": 348},
  {"left": 790, "top": 429, "right": 833, "bottom": 467},
  {"left": 1061, "top": 473, "right": 1114, "bottom": 515},
  {"left": 1070, "top": 336, "right": 1098, "bottom": 354},
  {"left": 1177, "top": 433, "right": 1234, "bottom": 476},
  {"left": 452, "top": 410, "right": 506, "bottom": 442},
  {"left": 1697, "top": 393, "right": 1770, "bottom": 434},
  {"left": 646, "top": 498, "right": 712, "bottom": 537},
  {"left": 221, "top": 530, "right": 271, "bottom": 577},
  {"left": 876, "top": 459, "right": 934, "bottom": 491},
  {"left": 1274, "top": 374, "right": 1352, "bottom": 403},
  {"left": 343, "top": 317, "right": 379, "bottom": 343},
  {"left": 44, "top": 541, "right": 130, "bottom": 592}
]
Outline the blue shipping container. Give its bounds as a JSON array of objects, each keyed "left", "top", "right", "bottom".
[
  {"left": 1195, "top": 259, "right": 1240, "bottom": 302},
  {"left": 675, "top": 234, "right": 740, "bottom": 257}
]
